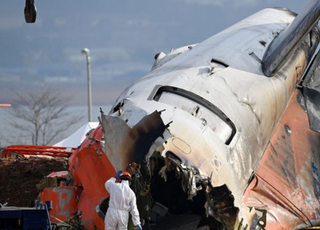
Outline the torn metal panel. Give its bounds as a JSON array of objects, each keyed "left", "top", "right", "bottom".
[
  {"left": 204, "top": 183, "right": 239, "bottom": 230},
  {"left": 243, "top": 90, "right": 320, "bottom": 229},
  {"left": 303, "top": 49, "right": 320, "bottom": 133},
  {"left": 100, "top": 110, "right": 168, "bottom": 170},
  {"left": 131, "top": 149, "right": 233, "bottom": 230},
  {"left": 303, "top": 87, "right": 320, "bottom": 133}
]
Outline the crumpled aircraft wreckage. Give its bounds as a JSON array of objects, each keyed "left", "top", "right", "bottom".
[{"left": 36, "top": 0, "right": 320, "bottom": 229}]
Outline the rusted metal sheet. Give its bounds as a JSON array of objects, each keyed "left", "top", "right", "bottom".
[{"left": 243, "top": 90, "right": 320, "bottom": 229}]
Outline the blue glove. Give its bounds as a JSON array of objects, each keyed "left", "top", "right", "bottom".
[
  {"left": 137, "top": 225, "right": 142, "bottom": 230},
  {"left": 115, "top": 170, "right": 122, "bottom": 179}
]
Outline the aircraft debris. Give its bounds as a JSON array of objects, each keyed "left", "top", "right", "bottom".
[{"left": 5, "top": 0, "right": 320, "bottom": 229}]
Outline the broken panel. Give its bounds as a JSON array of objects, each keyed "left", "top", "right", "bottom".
[{"left": 303, "top": 49, "right": 320, "bottom": 133}]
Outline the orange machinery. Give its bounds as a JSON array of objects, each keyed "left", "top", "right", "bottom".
[
  {"left": 1, "top": 125, "right": 114, "bottom": 230},
  {"left": 37, "top": 125, "right": 115, "bottom": 230}
]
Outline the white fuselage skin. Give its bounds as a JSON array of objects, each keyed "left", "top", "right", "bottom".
[{"left": 107, "top": 8, "right": 308, "bottom": 228}]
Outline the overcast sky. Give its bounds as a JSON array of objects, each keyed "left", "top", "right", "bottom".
[
  {"left": 0, "top": 0, "right": 312, "bottom": 146},
  {"left": 0, "top": 0, "right": 308, "bottom": 106}
]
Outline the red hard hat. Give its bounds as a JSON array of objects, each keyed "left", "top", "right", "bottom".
[{"left": 119, "top": 171, "right": 132, "bottom": 181}]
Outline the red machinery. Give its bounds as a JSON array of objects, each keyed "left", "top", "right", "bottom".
[
  {"left": 37, "top": 125, "right": 115, "bottom": 230},
  {"left": 1, "top": 125, "right": 113, "bottom": 229},
  {"left": 2, "top": 145, "right": 76, "bottom": 158}
]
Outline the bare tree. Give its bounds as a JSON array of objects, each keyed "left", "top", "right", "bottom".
[{"left": 6, "top": 86, "right": 83, "bottom": 146}]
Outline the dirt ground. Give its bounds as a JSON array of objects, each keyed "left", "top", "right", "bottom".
[{"left": 0, "top": 156, "right": 68, "bottom": 207}]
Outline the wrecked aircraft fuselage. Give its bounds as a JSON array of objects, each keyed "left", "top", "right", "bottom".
[{"left": 37, "top": 3, "right": 320, "bottom": 230}]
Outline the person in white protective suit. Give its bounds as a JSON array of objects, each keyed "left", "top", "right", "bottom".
[{"left": 104, "top": 170, "right": 142, "bottom": 230}]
